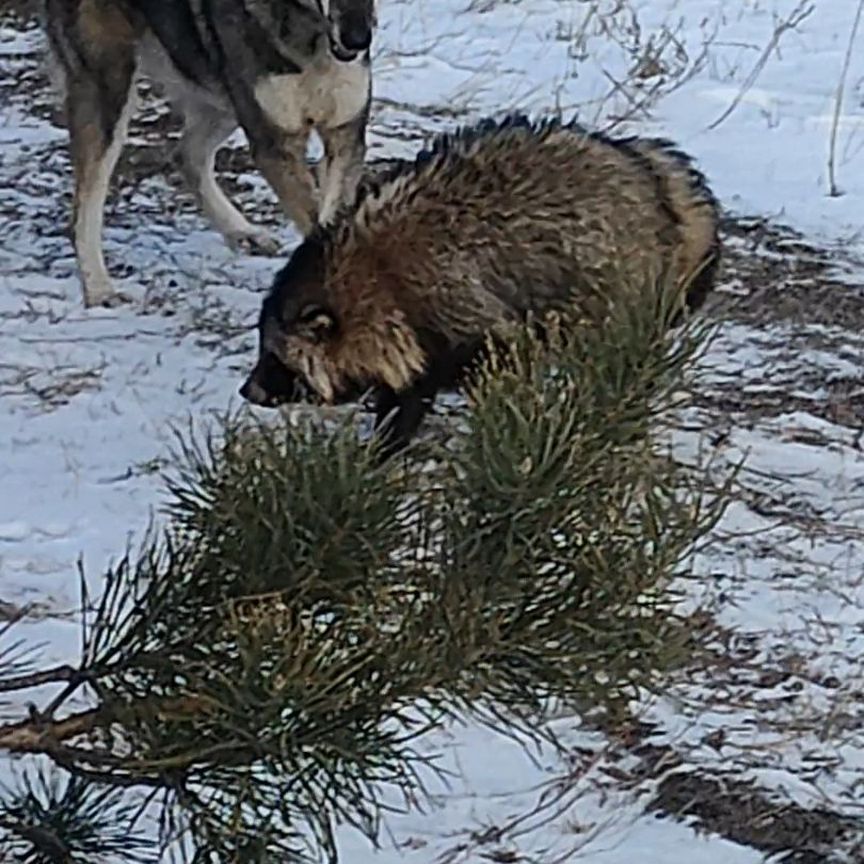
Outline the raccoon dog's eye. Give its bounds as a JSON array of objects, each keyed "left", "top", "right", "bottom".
[
  {"left": 298, "top": 304, "right": 327, "bottom": 322},
  {"left": 297, "top": 305, "right": 337, "bottom": 341}
]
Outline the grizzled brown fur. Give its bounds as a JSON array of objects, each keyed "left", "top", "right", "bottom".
[{"left": 240, "top": 114, "right": 721, "bottom": 457}]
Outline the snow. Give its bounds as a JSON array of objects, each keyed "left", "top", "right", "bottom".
[
  {"left": 372, "top": 0, "right": 864, "bottom": 244},
  {"left": 335, "top": 719, "right": 767, "bottom": 864},
  {"left": 2, "top": 0, "right": 864, "bottom": 861}
]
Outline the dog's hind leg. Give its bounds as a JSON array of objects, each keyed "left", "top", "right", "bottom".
[
  {"left": 61, "top": 26, "right": 137, "bottom": 307},
  {"left": 318, "top": 113, "right": 367, "bottom": 225},
  {"left": 69, "top": 80, "right": 135, "bottom": 308},
  {"left": 178, "top": 98, "right": 280, "bottom": 256},
  {"left": 44, "top": 43, "right": 69, "bottom": 128}
]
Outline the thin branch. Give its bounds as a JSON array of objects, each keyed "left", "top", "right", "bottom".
[
  {"left": 0, "top": 697, "right": 206, "bottom": 754},
  {"left": 50, "top": 751, "right": 171, "bottom": 790},
  {"left": 0, "top": 663, "right": 79, "bottom": 694},
  {"left": 707, "top": 1, "right": 814, "bottom": 131},
  {"left": 0, "top": 708, "right": 105, "bottom": 753},
  {"left": 827, "top": 0, "right": 864, "bottom": 196}
]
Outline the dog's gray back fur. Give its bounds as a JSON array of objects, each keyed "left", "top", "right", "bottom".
[
  {"left": 43, "top": 0, "right": 376, "bottom": 307},
  {"left": 129, "top": 0, "right": 333, "bottom": 89}
]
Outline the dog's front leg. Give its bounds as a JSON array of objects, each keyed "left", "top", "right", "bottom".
[
  {"left": 179, "top": 101, "right": 280, "bottom": 256},
  {"left": 318, "top": 113, "right": 367, "bottom": 225},
  {"left": 250, "top": 131, "right": 319, "bottom": 237}
]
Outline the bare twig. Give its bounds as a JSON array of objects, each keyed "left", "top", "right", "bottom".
[
  {"left": 827, "top": 0, "right": 864, "bottom": 196},
  {"left": 0, "top": 708, "right": 104, "bottom": 753},
  {"left": 0, "top": 664, "right": 79, "bottom": 694},
  {"left": 0, "top": 696, "right": 207, "bottom": 755},
  {"left": 707, "top": 1, "right": 814, "bottom": 131}
]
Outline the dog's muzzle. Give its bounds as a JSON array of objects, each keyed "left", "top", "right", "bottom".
[
  {"left": 330, "top": 15, "right": 371, "bottom": 61},
  {"left": 329, "top": 36, "right": 360, "bottom": 62}
]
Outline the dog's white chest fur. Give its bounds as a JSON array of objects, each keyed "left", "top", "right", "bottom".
[{"left": 255, "top": 57, "right": 369, "bottom": 134}]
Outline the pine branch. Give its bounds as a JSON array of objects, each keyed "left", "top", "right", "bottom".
[
  {"left": 0, "top": 664, "right": 80, "bottom": 694},
  {"left": 0, "top": 268, "right": 731, "bottom": 862},
  {"left": 0, "top": 764, "right": 158, "bottom": 863},
  {"left": 0, "top": 698, "right": 206, "bottom": 758},
  {"left": 0, "top": 708, "right": 104, "bottom": 753}
]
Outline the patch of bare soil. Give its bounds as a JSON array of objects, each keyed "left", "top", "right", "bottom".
[
  {"left": 714, "top": 216, "right": 864, "bottom": 330},
  {"left": 688, "top": 218, "right": 864, "bottom": 433},
  {"left": 635, "top": 738, "right": 864, "bottom": 864}
]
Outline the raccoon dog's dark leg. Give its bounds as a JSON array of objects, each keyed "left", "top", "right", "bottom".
[
  {"left": 179, "top": 99, "right": 280, "bottom": 255},
  {"left": 249, "top": 131, "right": 319, "bottom": 237},
  {"left": 372, "top": 344, "right": 481, "bottom": 461},
  {"left": 683, "top": 251, "right": 721, "bottom": 315},
  {"left": 318, "top": 111, "right": 367, "bottom": 225},
  {"left": 49, "top": 3, "right": 138, "bottom": 307},
  {"left": 372, "top": 378, "right": 441, "bottom": 461}
]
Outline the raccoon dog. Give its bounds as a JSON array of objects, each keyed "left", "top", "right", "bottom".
[
  {"left": 43, "top": 0, "right": 376, "bottom": 308},
  {"left": 240, "top": 114, "right": 721, "bottom": 457}
]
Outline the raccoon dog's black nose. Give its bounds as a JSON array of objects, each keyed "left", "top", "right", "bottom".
[{"left": 239, "top": 377, "right": 268, "bottom": 405}]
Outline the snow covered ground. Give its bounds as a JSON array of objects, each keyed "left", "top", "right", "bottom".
[{"left": 2, "top": 0, "right": 864, "bottom": 860}]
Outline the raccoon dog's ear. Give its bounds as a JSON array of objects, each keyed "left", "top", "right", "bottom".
[{"left": 297, "top": 304, "right": 338, "bottom": 342}]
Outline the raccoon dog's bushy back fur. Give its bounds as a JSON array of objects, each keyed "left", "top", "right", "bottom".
[{"left": 240, "top": 113, "right": 721, "bottom": 457}]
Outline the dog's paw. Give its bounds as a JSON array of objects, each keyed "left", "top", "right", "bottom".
[
  {"left": 100, "top": 291, "right": 134, "bottom": 308},
  {"left": 83, "top": 287, "right": 133, "bottom": 309},
  {"left": 50, "top": 105, "right": 68, "bottom": 129},
  {"left": 225, "top": 228, "right": 282, "bottom": 257}
]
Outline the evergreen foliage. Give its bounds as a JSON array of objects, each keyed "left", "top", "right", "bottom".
[{"left": 0, "top": 277, "right": 729, "bottom": 863}]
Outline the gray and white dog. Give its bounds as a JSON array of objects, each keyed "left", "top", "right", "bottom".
[{"left": 43, "top": 0, "right": 376, "bottom": 308}]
